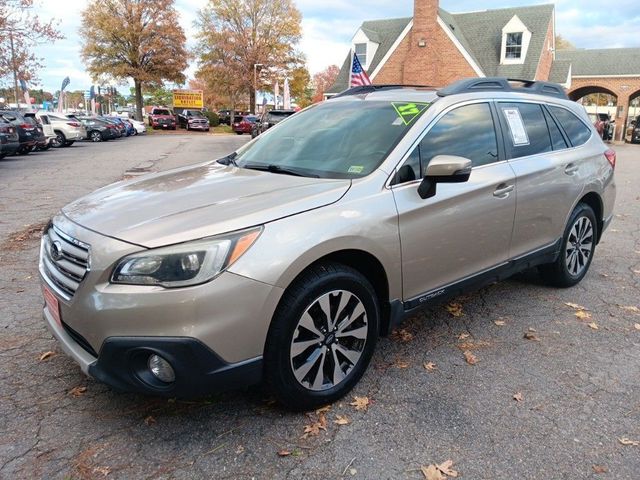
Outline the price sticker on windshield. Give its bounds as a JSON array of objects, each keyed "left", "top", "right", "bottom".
[{"left": 502, "top": 108, "right": 529, "bottom": 146}]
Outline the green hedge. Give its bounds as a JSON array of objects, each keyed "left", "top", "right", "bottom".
[{"left": 204, "top": 111, "right": 220, "bottom": 127}]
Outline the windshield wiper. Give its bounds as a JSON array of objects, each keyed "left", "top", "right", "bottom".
[
  {"left": 216, "top": 152, "right": 238, "bottom": 167},
  {"left": 243, "top": 163, "right": 319, "bottom": 178}
]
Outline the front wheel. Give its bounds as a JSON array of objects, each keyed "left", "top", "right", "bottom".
[
  {"left": 539, "top": 203, "right": 597, "bottom": 288},
  {"left": 264, "top": 263, "right": 380, "bottom": 411},
  {"left": 90, "top": 131, "right": 102, "bottom": 142},
  {"left": 52, "top": 131, "right": 66, "bottom": 148},
  {"left": 64, "top": 141, "right": 74, "bottom": 147}
]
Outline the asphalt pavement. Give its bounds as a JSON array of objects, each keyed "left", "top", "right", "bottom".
[{"left": 0, "top": 134, "right": 638, "bottom": 479}]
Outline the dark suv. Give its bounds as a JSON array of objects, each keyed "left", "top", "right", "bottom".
[
  {"left": 177, "top": 109, "right": 210, "bottom": 131},
  {"left": 0, "top": 110, "right": 46, "bottom": 155},
  {"left": 252, "top": 109, "right": 296, "bottom": 138},
  {"left": 0, "top": 117, "right": 20, "bottom": 158}
]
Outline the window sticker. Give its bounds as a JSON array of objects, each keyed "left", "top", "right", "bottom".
[
  {"left": 348, "top": 165, "right": 364, "bottom": 174},
  {"left": 502, "top": 107, "right": 530, "bottom": 146},
  {"left": 392, "top": 102, "right": 430, "bottom": 126}
]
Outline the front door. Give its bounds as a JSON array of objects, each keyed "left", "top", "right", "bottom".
[{"left": 391, "top": 102, "right": 517, "bottom": 302}]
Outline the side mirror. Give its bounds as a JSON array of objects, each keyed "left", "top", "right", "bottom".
[{"left": 418, "top": 155, "right": 472, "bottom": 199}]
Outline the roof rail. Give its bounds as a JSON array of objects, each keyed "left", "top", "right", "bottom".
[
  {"left": 437, "top": 77, "right": 568, "bottom": 99},
  {"left": 332, "top": 84, "right": 435, "bottom": 98}
]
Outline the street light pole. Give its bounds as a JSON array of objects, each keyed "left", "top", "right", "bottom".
[{"left": 253, "top": 63, "right": 263, "bottom": 114}]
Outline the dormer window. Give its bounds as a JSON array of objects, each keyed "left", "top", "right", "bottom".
[
  {"left": 506, "top": 33, "right": 523, "bottom": 59},
  {"left": 355, "top": 43, "right": 367, "bottom": 67},
  {"left": 500, "top": 15, "right": 531, "bottom": 65}
]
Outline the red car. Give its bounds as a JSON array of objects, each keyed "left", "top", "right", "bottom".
[{"left": 232, "top": 115, "right": 257, "bottom": 135}]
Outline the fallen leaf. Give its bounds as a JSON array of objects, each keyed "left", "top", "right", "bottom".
[
  {"left": 421, "top": 465, "right": 444, "bottom": 480},
  {"left": 278, "top": 449, "right": 291, "bottom": 457},
  {"left": 620, "top": 305, "right": 640, "bottom": 313},
  {"left": 457, "top": 333, "right": 470, "bottom": 340},
  {"left": 494, "top": 320, "right": 506, "bottom": 326},
  {"left": 350, "top": 396, "right": 370, "bottom": 411},
  {"left": 588, "top": 322, "right": 599, "bottom": 330},
  {"left": 394, "top": 359, "right": 410, "bottom": 369},
  {"left": 523, "top": 330, "right": 540, "bottom": 341},
  {"left": 69, "top": 386, "right": 87, "bottom": 397},
  {"left": 144, "top": 416, "right": 156, "bottom": 426},
  {"left": 463, "top": 350, "right": 478, "bottom": 365},
  {"left": 618, "top": 437, "right": 640, "bottom": 446},
  {"left": 302, "top": 414, "right": 328, "bottom": 438},
  {"left": 92, "top": 466, "right": 111, "bottom": 477},
  {"left": 445, "top": 302, "right": 464, "bottom": 317},
  {"left": 315, "top": 405, "right": 331, "bottom": 414},
  {"left": 634, "top": 323, "right": 640, "bottom": 331},
  {"left": 423, "top": 362, "right": 437, "bottom": 372},
  {"left": 39, "top": 351, "right": 55, "bottom": 361},
  {"left": 334, "top": 415, "right": 351, "bottom": 425},
  {"left": 592, "top": 465, "right": 607, "bottom": 474},
  {"left": 565, "top": 302, "right": 587, "bottom": 310},
  {"left": 392, "top": 328, "right": 413, "bottom": 342},
  {"left": 437, "top": 460, "right": 458, "bottom": 477},
  {"left": 513, "top": 392, "right": 523, "bottom": 402},
  {"left": 575, "top": 310, "right": 592, "bottom": 321}
]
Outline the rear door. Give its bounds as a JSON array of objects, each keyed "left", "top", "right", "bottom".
[
  {"left": 497, "top": 102, "right": 584, "bottom": 257},
  {"left": 392, "top": 101, "right": 517, "bottom": 302}
]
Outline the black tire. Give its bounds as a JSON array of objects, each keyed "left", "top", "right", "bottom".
[
  {"left": 52, "top": 131, "right": 66, "bottom": 148},
  {"left": 264, "top": 262, "right": 380, "bottom": 411},
  {"left": 37, "top": 143, "right": 51, "bottom": 151},
  {"left": 17, "top": 146, "right": 33, "bottom": 155},
  {"left": 64, "top": 141, "right": 75, "bottom": 147},
  {"left": 539, "top": 203, "right": 597, "bottom": 288},
  {"left": 235, "top": 131, "right": 243, "bottom": 135}
]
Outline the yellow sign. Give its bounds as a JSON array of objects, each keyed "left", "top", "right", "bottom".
[{"left": 173, "top": 90, "right": 204, "bottom": 109}]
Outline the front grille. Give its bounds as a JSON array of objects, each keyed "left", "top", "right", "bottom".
[{"left": 41, "top": 226, "right": 90, "bottom": 299}]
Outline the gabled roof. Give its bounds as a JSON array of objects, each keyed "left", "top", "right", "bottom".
[
  {"left": 556, "top": 48, "right": 640, "bottom": 76},
  {"left": 549, "top": 59, "right": 571, "bottom": 84},
  {"left": 328, "top": 4, "right": 554, "bottom": 95}
]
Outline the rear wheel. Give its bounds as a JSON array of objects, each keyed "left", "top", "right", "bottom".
[
  {"left": 17, "top": 145, "right": 33, "bottom": 155},
  {"left": 539, "top": 203, "right": 597, "bottom": 288},
  {"left": 264, "top": 263, "right": 380, "bottom": 411},
  {"left": 90, "top": 130, "right": 102, "bottom": 142},
  {"left": 52, "top": 131, "right": 66, "bottom": 148},
  {"left": 64, "top": 141, "right": 75, "bottom": 147}
]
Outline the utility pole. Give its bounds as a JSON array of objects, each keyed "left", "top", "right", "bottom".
[{"left": 9, "top": 30, "right": 19, "bottom": 107}]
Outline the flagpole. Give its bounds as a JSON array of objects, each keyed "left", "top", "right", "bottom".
[{"left": 348, "top": 49, "right": 354, "bottom": 88}]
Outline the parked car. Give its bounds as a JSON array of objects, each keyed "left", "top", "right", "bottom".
[
  {"left": 0, "top": 110, "right": 46, "bottom": 155},
  {"left": 177, "top": 109, "right": 210, "bottom": 131},
  {"left": 108, "top": 116, "right": 134, "bottom": 136},
  {"left": 148, "top": 107, "right": 176, "bottom": 130},
  {"left": 0, "top": 117, "right": 20, "bottom": 159},
  {"left": 252, "top": 109, "right": 296, "bottom": 138},
  {"left": 218, "top": 109, "right": 246, "bottom": 125},
  {"left": 39, "top": 113, "right": 86, "bottom": 148},
  {"left": 629, "top": 116, "right": 640, "bottom": 144},
  {"left": 99, "top": 117, "right": 126, "bottom": 137},
  {"left": 24, "top": 112, "right": 54, "bottom": 151},
  {"left": 76, "top": 117, "right": 119, "bottom": 142},
  {"left": 232, "top": 115, "right": 257, "bottom": 135},
  {"left": 129, "top": 118, "right": 146, "bottom": 135},
  {"left": 38, "top": 78, "right": 615, "bottom": 411}
]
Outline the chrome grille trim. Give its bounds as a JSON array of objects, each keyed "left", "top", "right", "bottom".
[{"left": 40, "top": 226, "right": 90, "bottom": 300}]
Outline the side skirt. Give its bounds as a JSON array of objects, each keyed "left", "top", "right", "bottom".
[{"left": 385, "top": 239, "right": 562, "bottom": 333}]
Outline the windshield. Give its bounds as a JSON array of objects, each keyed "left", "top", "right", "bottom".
[
  {"left": 235, "top": 99, "right": 430, "bottom": 179},
  {"left": 153, "top": 109, "right": 172, "bottom": 116}
]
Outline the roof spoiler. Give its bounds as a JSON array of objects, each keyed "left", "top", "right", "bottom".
[{"left": 437, "top": 77, "right": 568, "bottom": 99}]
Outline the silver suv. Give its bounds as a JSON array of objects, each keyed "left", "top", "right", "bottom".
[{"left": 39, "top": 78, "right": 615, "bottom": 410}]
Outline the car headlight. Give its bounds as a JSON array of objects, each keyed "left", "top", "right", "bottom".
[{"left": 111, "top": 227, "right": 262, "bottom": 287}]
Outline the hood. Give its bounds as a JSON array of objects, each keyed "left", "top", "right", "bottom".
[{"left": 62, "top": 162, "right": 351, "bottom": 248}]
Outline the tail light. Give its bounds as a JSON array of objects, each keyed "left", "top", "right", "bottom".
[
  {"left": 67, "top": 122, "right": 81, "bottom": 127},
  {"left": 604, "top": 149, "right": 616, "bottom": 169},
  {"left": 19, "top": 123, "right": 34, "bottom": 129}
]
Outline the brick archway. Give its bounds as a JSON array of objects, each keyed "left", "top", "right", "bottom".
[{"left": 568, "top": 77, "right": 640, "bottom": 141}]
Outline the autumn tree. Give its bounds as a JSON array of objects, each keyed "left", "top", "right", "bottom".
[
  {"left": 0, "top": 0, "right": 62, "bottom": 104},
  {"left": 555, "top": 35, "right": 575, "bottom": 51},
  {"left": 195, "top": 0, "right": 304, "bottom": 114},
  {"left": 312, "top": 65, "right": 340, "bottom": 103},
  {"left": 79, "top": 0, "right": 188, "bottom": 121}
]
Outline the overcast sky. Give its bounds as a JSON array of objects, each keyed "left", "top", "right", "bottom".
[{"left": 19, "top": 0, "right": 640, "bottom": 93}]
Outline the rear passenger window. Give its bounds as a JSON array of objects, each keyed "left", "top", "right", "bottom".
[
  {"left": 543, "top": 108, "right": 568, "bottom": 150},
  {"left": 419, "top": 103, "right": 498, "bottom": 168},
  {"left": 548, "top": 106, "right": 592, "bottom": 147},
  {"left": 499, "top": 103, "right": 552, "bottom": 158}
]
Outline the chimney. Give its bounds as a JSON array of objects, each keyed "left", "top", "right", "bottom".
[{"left": 404, "top": 0, "right": 440, "bottom": 84}]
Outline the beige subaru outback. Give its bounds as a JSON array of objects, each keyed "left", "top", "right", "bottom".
[{"left": 40, "top": 78, "right": 616, "bottom": 410}]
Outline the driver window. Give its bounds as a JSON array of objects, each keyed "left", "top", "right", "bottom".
[{"left": 391, "top": 147, "right": 420, "bottom": 185}]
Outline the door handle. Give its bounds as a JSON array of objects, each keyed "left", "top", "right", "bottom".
[
  {"left": 565, "top": 163, "right": 579, "bottom": 175},
  {"left": 493, "top": 184, "right": 514, "bottom": 198}
]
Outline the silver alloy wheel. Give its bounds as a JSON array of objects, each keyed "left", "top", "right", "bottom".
[
  {"left": 565, "top": 216, "right": 594, "bottom": 277},
  {"left": 290, "top": 289, "right": 368, "bottom": 391},
  {"left": 90, "top": 131, "right": 101, "bottom": 142}
]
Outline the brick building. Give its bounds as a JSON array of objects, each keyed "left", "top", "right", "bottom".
[{"left": 328, "top": 0, "right": 640, "bottom": 140}]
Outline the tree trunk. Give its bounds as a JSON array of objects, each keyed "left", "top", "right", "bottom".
[
  {"left": 134, "top": 79, "right": 144, "bottom": 121},
  {"left": 249, "top": 87, "right": 255, "bottom": 115}
]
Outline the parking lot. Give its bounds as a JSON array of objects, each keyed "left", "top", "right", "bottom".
[{"left": 0, "top": 135, "right": 639, "bottom": 479}]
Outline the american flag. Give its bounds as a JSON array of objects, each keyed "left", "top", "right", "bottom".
[{"left": 350, "top": 52, "right": 371, "bottom": 87}]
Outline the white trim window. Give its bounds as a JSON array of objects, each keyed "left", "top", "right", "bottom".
[
  {"left": 354, "top": 43, "right": 367, "bottom": 67},
  {"left": 505, "top": 32, "right": 523, "bottom": 59},
  {"left": 500, "top": 15, "right": 532, "bottom": 65}
]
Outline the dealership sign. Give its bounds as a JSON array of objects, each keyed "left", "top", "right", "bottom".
[{"left": 173, "top": 90, "right": 204, "bottom": 109}]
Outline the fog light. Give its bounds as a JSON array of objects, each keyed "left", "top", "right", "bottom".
[{"left": 148, "top": 354, "right": 175, "bottom": 383}]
